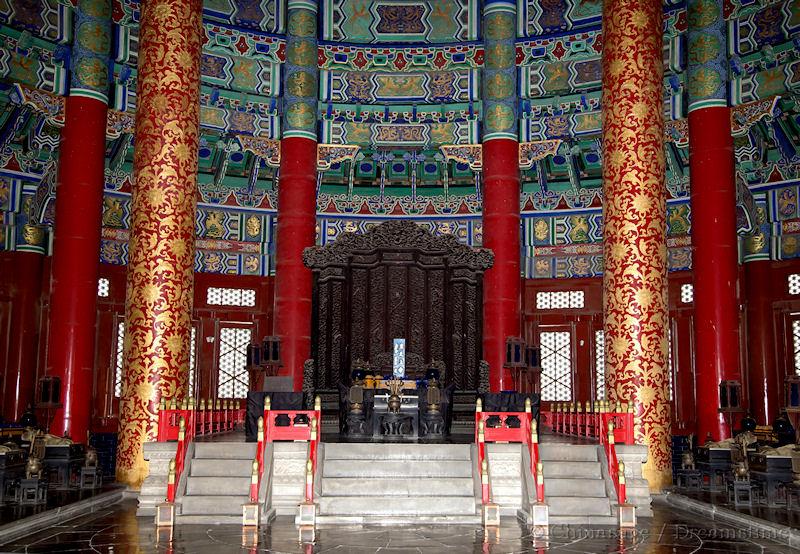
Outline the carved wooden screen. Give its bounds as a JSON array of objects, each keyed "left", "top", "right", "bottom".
[{"left": 303, "top": 221, "right": 493, "bottom": 390}]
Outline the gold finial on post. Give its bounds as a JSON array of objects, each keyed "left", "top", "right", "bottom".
[
  {"left": 525, "top": 398, "right": 531, "bottom": 414},
  {"left": 618, "top": 461, "right": 626, "bottom": 485},
  {"left": 257, "top": 416, "right": 264, "bottom": 442},
  {"left": 310, "top": 417, "right": 318, "bottom": 440},
  {"left": 264, "top": 396, "right": 271, "bottom": 411},
  {"left": 314, "top": 396, "right": 321, "bottom": 411},
  {"left": 531, "top": 419, "right": 538, "bottom": 444},
  {"left": 607, "top": 421, "right": 615, "bottom": 445},
  {"left": 476, "top": 398, "right": 483, "bottom": 413}
]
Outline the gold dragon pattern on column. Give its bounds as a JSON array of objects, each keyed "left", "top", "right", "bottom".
[
  {"left": 601, "top": 0, "right": 671, "bottom": 491},
  {"left": 116, "top": 0, "right": 202, "bottom": 488}
]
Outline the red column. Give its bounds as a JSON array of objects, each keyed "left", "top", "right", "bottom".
[
  {"left": 3, "top": 252, "right": 44, "bottom": 422},
  {"left": 46, "top": 96, "right": 107, "bottom": 440},
  {"left": 482, "top": 139, "right": 521, "bottom": 392},
  {"left": 274, "top": 137, "right": 317, "bottom": 390},
  {"left": 690, "top": 106, "right": 741, "bottom": 442},
  {"left": 745, "top": 260, "right": 779, "bottom": 425}
]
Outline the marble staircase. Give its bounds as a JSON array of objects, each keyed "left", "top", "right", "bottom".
[
  {"left": 175, "top": 441, "right": 256, "bottom": 524},
  {"left": 315, "top": 443, "right": 481, "bottom": 524},
  {"left": 539, "top": 443, "right": 618, "bottom": 525}
]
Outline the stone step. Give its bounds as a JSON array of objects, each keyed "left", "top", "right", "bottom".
[
  {"left": 190, "top": 458, "right": 253, "bottom": 477},
  {"left": 544, "top": 477, "right": 607, "bottom": 497},
  {"left": 180, "top": 495, "right": 250, "bottom": 515},
  {"left": 185, "top": 476, "right": 251, "bottom": 496},
  {"left": 538, "top": 444, "right": 599, "bottom": 462},
  {"left": 322, "top": 459, "right": 472, "bottom": 478},
  {"left": 321, "top": 477, "right": 474, "bottom": 497},
  {"left": 273, "top": 442, "right": 310, "bottom": 458},
  {"left": 176, "top": 514, "right": 244, "bottom": 525},
  {"left": 315, "top": 514, "right": 482, "bottom": 526},
  {"left": 272, "top": 481, "right": 305, "bottom": 497},
  {"left": 323, "top": 443, "right": 471, "bottom": 461},
  {"left": 547, "top": 495, "right": 612, "bottom": 516},
  {"left": 318, "top": 495, "right": 476, "bottom": 516},
  {"left": 548, "top": 515, "right": 618, "bottom": 526},
  {"left": 541, "top": 461, "right": 601, "bottom": 479},
  {"left": 193, "top": 442, "right": 257, "bottom": 459},
  {"left": 490, "top": 481, "right": 523, "bottom": 498}
]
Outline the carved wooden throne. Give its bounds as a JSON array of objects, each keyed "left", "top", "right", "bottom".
[{"left": 302, "top": 220, "right": 493, "bottom": 390}]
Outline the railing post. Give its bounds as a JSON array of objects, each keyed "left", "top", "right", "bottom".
[
  {"left": 475, "top": 398, "right": 482, "bottom": 443},
  {"left": 166, "top": 458, "right": 176, "bottom": 502},
  {"left": 250, "top": 459, "right": 259, "bottom": 502},
  {"left": 305, "top": 459, "right": 313, "bottom": 502},
  {"left": 481, "top": 458, "right": 490, "bottom": 504},
  {"left": 618, "top": 461, "right": 627, "bottom": 504},
  {"left": 263, "top": 395, "right": 271, "bottom": 442},
  {"left": 626, "top": 402, "right": 635, "bottom": 444}
]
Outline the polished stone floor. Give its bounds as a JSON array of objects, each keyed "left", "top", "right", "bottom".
[{"left": 1, "top": 499, "right": 797, "bottom": 553}]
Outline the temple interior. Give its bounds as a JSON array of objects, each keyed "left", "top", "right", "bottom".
[{"left": 0, "top": 0, "right": 799, "bottom": 551}]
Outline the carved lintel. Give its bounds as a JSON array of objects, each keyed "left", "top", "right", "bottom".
[{"left": 303, "top": 220, "right": 494, "bottom": 271}]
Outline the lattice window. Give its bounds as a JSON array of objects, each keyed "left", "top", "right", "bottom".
[
  {"left": 790, "top": 274, "right": 800, "bottom": 296},
  {"left": 217, "top": 327, "right": 252, "bottom": 398},
  {"left": 539, "top": 331, "right": 572, "bottom": 401},
  {"left": 595, "top": 329, "right": 605, "bottom": 400},
  {"left": 206, "top": 287, "right": 256, "bottom": 307},
  {"left": 793, "top": 320, "right": 800, "bottom": 377},
  {"left": 114, "top": 321, "right": 125, "bottom": 397},
  {"left": 98, "top": 277, "right": 110, "bottom": 298},
  {"left": 680, "top": 283, "right": 693, "bottom": 304},
  {"left": 188, "top": 326, "right": 197, "bottom": 397},
  {"left": 535, "top": 290, "right": 585, "bottom": 310},
  {"left": 668, "top": 327, "right": 674, "bottom": 401}
]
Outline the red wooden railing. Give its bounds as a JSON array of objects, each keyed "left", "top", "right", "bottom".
[
  {"left": 474, "top": 399, "right": 544, "bottom": 506},
  {"left": 541, "top": 400, "right": 632, "bottom": 505},
  {"left": 158, "top": 398, "right": 246, "bottom": 503},
  {"left": 255, "top": 396, "right": 322, "bottom": 505}
]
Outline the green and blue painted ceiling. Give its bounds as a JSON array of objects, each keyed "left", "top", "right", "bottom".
[{"left": 0, "top": 0, "right": 798, "bottom": 278}]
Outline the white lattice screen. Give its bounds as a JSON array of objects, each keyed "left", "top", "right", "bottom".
[
  {"left": 188, "top": 326, "right": 197, "bottom": 396},
  {"left": 793, "top": 320, "right": 800, "bottom": 376},
  {"left": 217, "top": 327, "right": 252, "bottom": 398},
  {"left": 114, "top": 321, "right": 125, "bottom": 397},
  {"left": 594, "top": 329, "right": 605, "bottom": 400},
  {"left": 789, "top": 274, "right": 800, "bottom": 296},
  {"left": 207, "top": 287, "right": 256, "bottom": 307},
  {"left": 98, "top": 277, "right": 110, "bottom": 298},
  {"left": 539, "top": 331, "right": 572, "bottom": 401},
  {"left": 680, "top": 283, "right": 693, "bottom": 303},
  {"left": 535, "top": 290, "right": 584, "bottom": 310}
]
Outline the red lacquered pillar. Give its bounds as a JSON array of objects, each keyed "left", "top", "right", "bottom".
[
  {"left": 745, "top": 260, "right": 779, "bottom": 425},
  {"left": 689, "top": 107, "right": 741, "bottom": 442},
  {"left": 273, "top": 0, "right": 319, "bottom": 391},
  {"left": 274, "top": 138, "right": 317, "bottom": 390},
  {"left": 3, "top": 251, "right": 44, "bottom": 422},
  {"left": 482, "top": 140, "right": 521, "bottom": 392},
  {"left": 481, "top": 0, "right": 520, "bottom": 392},
  {"left": 46, "top": 96, "right": 108, "bottom": 441},
  {"left": 46, "top": 0, "right": 113, "bottom": 441},
  {"left": 687, "top": 0, "right": 741, "bottom": 443}
]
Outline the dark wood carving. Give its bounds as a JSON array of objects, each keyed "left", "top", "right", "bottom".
[{"left": 303, "top": 220, "right": 493, "bottom": 389}]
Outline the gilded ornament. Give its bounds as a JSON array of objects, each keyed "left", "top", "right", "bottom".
[
  {"left": 485, "top": 73, "right": 513, "bottom": 100},
  {"left": 782, "top": 236, "right": 798, "bottom": 257},
  {"left": 74, "top": 57, "right": 108, "bottom": 89},
  {"left": 485, "top": 104, "right": 514, "bottom": 131},
  {"left": 286, "top": 102, "right": 316, "bottom": 129},
  {"left": 77, "top": 21, "right": 110, "bottom": 54},
  {"left": 286, "top": 70, "right": 315, "bottom": 97},
  {"left": 287, "top": 39, "right": 316, "bottom": 66},
  {"left": 80, "top": 0, "right": 111, "bottom": 18},
  {"left": 484, "top": 13, "right": 514, "bottom": 40},
  {"left": 485, "top": 44, "right": 514, "bottom": 69},
  {"left": 288, "top": 10, "right": 317, "bottom": 37},
  {"left": 688, "top": 67, "right": 722, "bottom": 101},
  {"left": 22, "top": 224, "right": 44, "bottom": 246},
  {"left": 245, "top": 214, "right": 261, "bottom": 237},
  {"left": 533, "top": 219, "right": 549, "bottom": 241},
  {"left": 687, "top": 0, "right": 720, "bottom": 28},
  {"left": 687, "top": 33, "right": 720, "bottom": 66}
]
